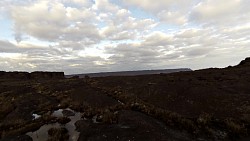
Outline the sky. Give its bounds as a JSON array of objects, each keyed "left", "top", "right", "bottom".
[{"left": 0, "top": 0, "right": 250, "bottom": 74}]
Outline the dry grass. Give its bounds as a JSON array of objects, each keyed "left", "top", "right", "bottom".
[
  {"left": 197, "top": 113, "right": 212, "bottom": 126},
  {"left": 225, "top": 119, "right": 247, "bottom": 138},
  {"left": 0, "top": 101, "right": 15, "bottom": 120},
  {"left": 99, "top": 109, "right": 118, "bottom": 124}
]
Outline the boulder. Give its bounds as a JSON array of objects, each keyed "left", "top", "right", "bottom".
[{"left": 62, "top": 109, "right": 75, "bottom": 117}]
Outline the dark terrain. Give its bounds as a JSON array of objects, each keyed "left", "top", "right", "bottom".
[
  {"left": 1, "top": 58, "right": 250, "bottom": 141},
  {"left": 66, "top": 68, "right": 192, "bottom": 78}
]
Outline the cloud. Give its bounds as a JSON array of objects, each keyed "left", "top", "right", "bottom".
[
  {"left": 123, "top": 0, "right": 192, "bottom": 25},
  {"left": 100, "top": 17, "right": 156, "bottom": 40},
  {"left": 9, "top": 0, "right": 157, "bottom": 43},
  {"left": 10, "top": 0, "right": 100, "bottom": 42},
  {"left": 124, "top": 0, "right": 184, "bottom": 13},
  {"left": 62, "top": 0, "right": 94, "bottom": 7},
  {"left": 190, "top": 0, "right": 250, "bottom": 25},
  {"left": 143, "top": 31, "right": 174, "bottom": 47},
  {"left": 157, "top": 11, "right": 187, "bottom": 25},
  {"left": 103, "top": 23, "right": 250, "bottom": 70},
  {"left": 93, "top": 0, "right": 119, "bottom": 12},
  {"left": 0, "top": 39, "right": 112, "bottom": 74},
  {"left": 0, "top": 40, "right": 17, "bottom": 52}
]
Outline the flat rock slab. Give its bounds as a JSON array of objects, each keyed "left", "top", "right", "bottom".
[{"left": 75, "top": 110, "right": 194, "bottom": 141}]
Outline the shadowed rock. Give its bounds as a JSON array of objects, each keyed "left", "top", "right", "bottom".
[
  {"left": 0, "top": 135, "right": 32, "bottom": 141},
  {"left": 62, "top": 109, "right": 75, "bottom": 117},
  {"left": 238, "top": 57, "right": 250, "bottom": 67},
  {"left": 0, "top": 71, "right": 64, "bottom": 79},
  {"left": 30, "top": 71, "right": 64, "bottom": 79}
]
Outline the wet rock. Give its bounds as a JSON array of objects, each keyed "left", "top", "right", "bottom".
[
  {"left": 2, "top": 92, "right": 59, "bottom": 127},
  {"left": 75, "top": 120, "right": 91, "bottom": 132},
  {"left": 76, "top": 110, "right": 194, "bottom": 141},
  {"left": 47, "top": 127, "right": 69, "bottom": 141},
  {"left": 82, "top": 109, "right": 95, "bottom": 119},
  {"left": 0, "top": 135, "right": 32, "bottom": 141},
  {"left": 96, "top": 115, "right": 103, "bottom": 122},
  {"left": 32, "top": 113, "right": 41, "bottom": 120},
  {"left": 62, "top": 109, "right": 75, "bottom": 117},
  {"left": 57, "top": 117, "right": 71, "bottom": 124},
  {"left": 48, "top": 127, "right": 68, "bottom": 136}
]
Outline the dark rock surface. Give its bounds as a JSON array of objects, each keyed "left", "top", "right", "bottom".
[
  {"left": 1, "top": 57, "right": 250, "bottom": 140},
  {"left": 47, "top": 127, "right": 69, "bottom": 141},
  {"left": 0, "top": 71, "right": 64, "bottom": 79},
  {"left": 0, "top": 135, "right": 32, "bottom": 141},
  {"left": 76, "top": 110, "right": 194, "bottom": 141},
  {"left": 66, "top": 68, "right": 192, "bottom": 78},
  {"left": 1, "top": 93, "right": 59, "bottom": 126},
  {"left": 30, "top": 71, "right": 64, "bottom": 79},
  {"left": 70, "top": 87, "right": 119, "bottom": 109},
  {"left": 238, "top": 57, "right": 250, "bottom": 67},
  {"left": 0, "top": 72, "right": 29, "bottom": 79},
  {"left": 62, "top": 109, "right": 75, "bottom": 117}
]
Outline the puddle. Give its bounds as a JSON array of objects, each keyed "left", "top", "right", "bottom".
[
  {"left": 27, "top": 108, "right": 81, "bottom": 141},
  {"left": 92, "top": 115, "right": 100, "bottom": 123},
  {"left": 118, "top": 100, "right": 125, "bottom": 105},
  {"left": 32, "top": 114, "right": 41, "bottom": 120},
  {"left": 66, "top": 112, "right": 81, "bottom": 141},
  {"left": 51, "top": 109, "right": 64, "bottom": 117},
  {"left": 120, "top": 125, "right": 130, "bottom": 129},
  {"left": 26, "top": 123, "right": 61, "bottom": 141}
]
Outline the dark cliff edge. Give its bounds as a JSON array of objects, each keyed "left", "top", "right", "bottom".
[
  {"left": 0, "top": 71, "right": 64, "bottom": 79},
  {"left": 237, "top": 57, "right": 250, "bottom": 67}
]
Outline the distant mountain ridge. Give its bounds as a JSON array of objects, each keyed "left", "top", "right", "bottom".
[{"left": 66, "top": 68, "right": 192, "bottom": 78}]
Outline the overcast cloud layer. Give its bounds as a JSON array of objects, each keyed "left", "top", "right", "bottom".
[{"left": 0, "top": 0, "right": 249, "bottom": 74}]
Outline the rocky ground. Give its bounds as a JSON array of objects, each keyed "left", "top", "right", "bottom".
[{"left": 0, "top": 58, "right": 250, "bottom": 141}]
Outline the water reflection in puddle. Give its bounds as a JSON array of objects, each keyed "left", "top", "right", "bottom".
[
  {"left": 92, "top": 115, "right": 100, "bottom": 123},
  {"left": 27, "top": 108, "right": 81, "bottom": 141},
  {"left": 66, "top": 112, "right": 81, "bottom": 141},
  {"left": 51, "top": 109, "right": 63, "bottom": 117},
  {"left": 32, "top": 114, "right": 41, "bottom": 120},
  {"left": 27, "top": 123, "right": 61, "bottom": 141}
]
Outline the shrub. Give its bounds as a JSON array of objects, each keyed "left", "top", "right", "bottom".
[
  {"left": 197, "top": 113, "right": 212, "bottom": 126},
  {"left": 225, "top": 119, "right": 247, "bottom": 138},
  {"left": 101, "top": 109, "right": 118, "bottom": 124}
]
